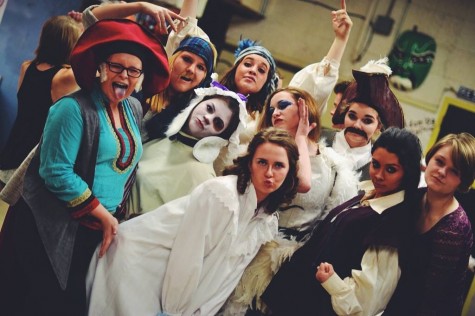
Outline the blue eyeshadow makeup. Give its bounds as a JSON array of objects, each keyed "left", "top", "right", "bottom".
[{"left": 268, "top": 99, "right": 293, "bottom": 116}]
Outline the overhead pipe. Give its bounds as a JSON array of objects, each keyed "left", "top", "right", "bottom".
[{"left": 350, "top": 0, "right": 379, "bottom": 63}]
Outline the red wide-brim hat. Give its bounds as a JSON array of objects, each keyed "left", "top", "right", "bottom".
[{"left": 70, "top": 19, "right": 170, "bottom": 98}]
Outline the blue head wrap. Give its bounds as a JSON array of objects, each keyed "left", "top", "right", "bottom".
[
  {"left": 234, "top": 39, "right": 278, "bottom": 96},
  {"left": 174, "top": 36, "right": 215, "bottom": 87}
]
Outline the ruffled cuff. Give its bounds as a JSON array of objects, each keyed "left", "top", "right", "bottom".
[
  {"left": 165, "top": 16, "right": 209, "bottom": 56},
  {"left": 322, "top": 56, "right": 340, "bottom": 68},
  {"left": 321, "top": 272, "right": 346, "bottom": 296},
  {"left": 81, "top": 5, "right": 100, "bottom": 29}
]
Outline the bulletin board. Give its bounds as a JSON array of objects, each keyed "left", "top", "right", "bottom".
[
  {"left": 427, "top": 96, "right": 475, "bottom": 189},
  {"left": 426, "top": 96, "right": 475, "bottom": 151},
  {"left": 394, "top": 93, "right": 437, "bottom": 152}
]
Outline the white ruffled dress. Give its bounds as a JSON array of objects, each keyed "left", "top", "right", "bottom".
[{"left": 86, "top": 175, "right": 277, "bottom": 316}]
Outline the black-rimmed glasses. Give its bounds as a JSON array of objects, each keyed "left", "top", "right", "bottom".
[{"left": 105, "top": 61, "right": 143, "bottom": 78}]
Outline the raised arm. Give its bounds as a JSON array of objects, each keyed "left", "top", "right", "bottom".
[
  {"left": 164, "top": 0, "right": 212, "bottom": 56},
  {"left": 289, "top": 0, "right": 353, "bottom": 114},
  {"left": 85, "top": 2, "right": 184, "bottom": 34},
  {"left": 326, "top": 0, "right": 353, "bottom": 62},
  {"left": 294, "top": 97, "right": 316, "bottom": 193},
  {"left": 51, "top": 67, "right": 80, "bottom": 103},
  {"left": 179, "top": 0, "right": 199, "bottom": 18}
]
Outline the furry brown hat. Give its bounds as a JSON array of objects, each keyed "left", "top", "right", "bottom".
[{"left": 332, "top": 58, "right": 404, "bottom": 129}]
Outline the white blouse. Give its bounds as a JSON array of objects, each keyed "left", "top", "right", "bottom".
[
  {"left": 278, "top": 145, "right": 358, "bottom": 235},
  {"left": 289, "top": 57, "right": 340, "bottom": 115}
]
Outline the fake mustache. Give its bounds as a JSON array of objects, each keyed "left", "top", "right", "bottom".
[{"left": 344, "top": 127, "right": 368, "bottom": 140}]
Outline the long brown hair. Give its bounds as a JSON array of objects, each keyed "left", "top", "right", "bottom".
[
  {"left": 34, "top": 16, "right": 82, "bottom": 66},
  {"left": 223, "top": 127, "right": 299, "bottom": 213}
]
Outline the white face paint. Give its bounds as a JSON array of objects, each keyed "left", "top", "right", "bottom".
[{"left": 183, "top": 97, "right": 234, "bottom": 139}]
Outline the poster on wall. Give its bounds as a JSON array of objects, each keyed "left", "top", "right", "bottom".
[
  {"left": 426, "top": 96, "right": 475, "bottom": 189},
  {"left": 396, "top": 95, "right": 436, "bottom": 151},
  {"left": 0, "top": 0, "right": 7, "bottom": 25}
]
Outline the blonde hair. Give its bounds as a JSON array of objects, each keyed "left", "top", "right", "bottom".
[
  {"left": 258, "top": 87, "right": 321, "bottom": 142},
  {"left": 147, "top": 48, "right": 213, "bottom": 113},
  {"left": 425, "top": 133, "right": 475, "bottom": 193},
  {"left": 146, "top": 53, "right": 179, "bottom": 112}
]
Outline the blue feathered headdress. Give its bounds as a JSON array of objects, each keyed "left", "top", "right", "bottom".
[{"left": 234, "top": 38, "right": 260, "bottom": 58}]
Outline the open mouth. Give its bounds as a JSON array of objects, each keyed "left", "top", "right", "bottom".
[
  {"left": 180, "top": 76, "right": 192, "bottom": 82},
  {"left": 112, "top": 82, "right": 128, "bottom": 99}
]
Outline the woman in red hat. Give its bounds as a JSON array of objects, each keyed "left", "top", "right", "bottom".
[
  {"left": 0, "top": 19, "right": 169, "bottom": 316},
  {"left": 79, "top": 0, "right": 219, "bottom": 141}
]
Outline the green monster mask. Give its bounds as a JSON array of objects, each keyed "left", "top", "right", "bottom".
[{"left": 388, "top": 27, "right": 436, "bottom": 91}]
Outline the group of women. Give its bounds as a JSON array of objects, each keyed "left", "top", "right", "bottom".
[{"left": 0, "top": 1, "right": 474, "bottom": 316}]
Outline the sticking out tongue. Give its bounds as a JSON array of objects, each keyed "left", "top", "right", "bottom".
[{"left": 113, "top": 83, "right": 127, "bottom": 100}]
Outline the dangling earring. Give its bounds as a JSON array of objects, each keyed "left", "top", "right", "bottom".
[
  {"left": 134, "top": 74, "right": 144, "bottom": 93},
  {"left": 99, "top": 63, "right": 108, "bottom": 83}
]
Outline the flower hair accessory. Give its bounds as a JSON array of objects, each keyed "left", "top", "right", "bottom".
[
  {"left": 210, "top": 80, "right": 248, "bottom": 102},
  {"left": 232, "top": 38, "right": 278, "bottom": 100},
  {"left": 234, "top": 38, "right": 260, "bottom": 58}
]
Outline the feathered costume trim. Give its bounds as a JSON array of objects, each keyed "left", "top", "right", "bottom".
[
  {"left": 234, "top": 38, "right": 260, "bottom": 58},
  {"left": 359, "top": 57, "right": 392, "bottom": 76}
]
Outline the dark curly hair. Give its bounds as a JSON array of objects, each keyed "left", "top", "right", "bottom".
[{"left": 223, "top": 127, "right": 300, "bottom": 214}]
